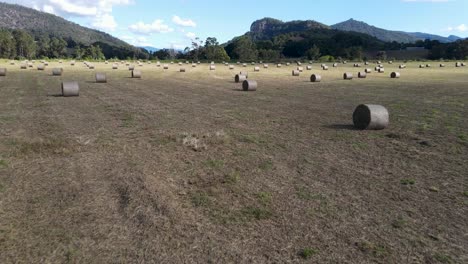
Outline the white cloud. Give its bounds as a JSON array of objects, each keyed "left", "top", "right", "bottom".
[
  {"left": 91, "top": 13, "right": 118, "bottom": 31},
  {"left": 172, "top": 15, "right": 196, "bottom": 27},
  {"left": 129, "top": 20, "right": 174, "bottom": 34},
  {"left": 446, "top": 24, "right": 467, "bottom": 32},
  {"left": 3, "top": 0, "right": 132, "bottom": 31},
  {"left": 185, "top": 32, "right": 196, "bottom": 39},
  {"left": 120, "top": 35, "right": 153, "bottom": 47}
]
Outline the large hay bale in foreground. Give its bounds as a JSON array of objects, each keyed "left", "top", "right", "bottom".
[
  {"left": 95, "top": 73, "right": 107, "bottom": 83},
  {"left": 353, "top": 104, "right": 389, "bottom": 130},
  {"left": 292, "top": 70, "right": 300, "bottom": 76},
  {"left": 0, "top": 68, "right": 6, "bottom": 76},
  {"left": 343, "top": 72, "right": 353, "bottom": 80},
  {"left": 358, "top": 72, "right": 367, "bottom": 78},
  {"left": 390, "top": 72, "right": 400, "bottom": 78},
  {"left": 242, "top": 80, "right": 257, "bottom": 91},
  {"left": 62, "top": 81, "right": 79, "bottom": 97},
  {"left": 310, "top": 74, "right": 321, "bottom": 82},
  {"left": 132, "top": 70, "right": 142, "bottom": 78},
  {"left": 235, "top": 74, "right": 247, "bottom": 83},
  {"left": 52, "top": 68, "right": 63, "bottom": 76}
]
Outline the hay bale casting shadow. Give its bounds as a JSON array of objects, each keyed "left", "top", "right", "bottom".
[
  {"left": 62, "top": 81, "right": 79, "bottom": 97},
  {"left": 353, "top": 104, "right": 389, "bottom": 130},
  {"left": 242, "top": 80, "right": 257, "bottom": 91}
]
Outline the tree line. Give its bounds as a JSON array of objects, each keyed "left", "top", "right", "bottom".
[{"left": 1, "top": 28, "right": 467, "bottom": 61}]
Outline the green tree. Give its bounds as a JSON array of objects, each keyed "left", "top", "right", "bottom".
[
  {"left": 306, "top": 45, "right": 321, "bottom": 60},
  {"left": 232, "top": 36, "right": 258, "bottom": 61},
  {"left": 0, "top": 30, "right": 16, "bottom": 58},
  {"left": 12, "top": 30, "right": 36, "bottom": 59}
]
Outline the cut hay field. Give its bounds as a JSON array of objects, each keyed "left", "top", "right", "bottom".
[{"left": 0, "top": 60, "right": 467, "bottom": 263}]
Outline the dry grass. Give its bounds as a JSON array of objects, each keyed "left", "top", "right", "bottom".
[{"left": 0, "top": 60, "right": 467, "bottom": 263}]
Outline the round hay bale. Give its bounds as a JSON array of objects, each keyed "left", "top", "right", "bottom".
[
  {"left": 455, "top": 62, "right": 461, "bottom": 67},
  {"left": 163, "top": 64, "right": 169, "bottom": 69},
  {"left": 180, "top": 68, "right": 186, "bottom": 72},
  {"left": 192, "top": 63, "right": 197, "bottom": 67},
  {"left": 156, "top": 61, "right": 161, "bottom": 67},
  {"left": 343, "top": 72, "right": 353, "bottom": 80},
  {"left": 105, "top": 61, "right": 109, "bottom": 64},
  {"left": 251, "top": 62, "right": 256, "bottom": 65},
  {"left": 378, "top": 64, "right": 384, "bottom": 68},
  {"left": 310, "top": 74, "right": 321, "bottom": 82},
  {"left": 88, "top": 65, "right": 95, "bottom": 69},
  {"left": 128, "top": 65, "right": 135, "bottom": 70},
  {"left": 112, "top": 64, "right": 118, "bottom": 69},
  {"left": 242, "top": 63, "right": 247, "bottom": 67},
  {"left": 297, "top": 66, "right": 304, "bottom": 72},
  {"left": 186, "top": 61, "right": 190, "bottom": 64},
  {"left": 419, "top": 64, "right": 425, "bottom": 68},
  {"left": 264, "top": 64, "right": 269, "bottom": 69},
  {"left": 306, "top": 66, "right": 312, "bottom": 70},
  {"left": 297, "top": 61, "right": 302, "bottom": 66},
  {"left": 70, "top": 61, "right": 75, "bottom": 66},
  {"left": 461, "top": 62, "right": 466, "bottom": 66},
  {"left": 426, "top": 64, "right": 431, "bottom": 68},
  {"left": 358, "top": 72, "right": 367, "bottom": 78},
  {"left": 229, "top": 65, "right": 234, "bottom": 69},
  {"left": 235, "top": 74, "right": 247, "bottom": 83},
  {"left": 37, "top": 64, "right": 45, "bottom": 70},
  {"left": 277, "top": 64, "right": 282, "bottom": 68},
  {"left": 28, "top": 62, "right": 33, "bottom": 68},
  {"left": 439, "top": 64, "right": 445, "bottom": 67},
  {"left": 62, "top": 81, "right": 79, "bottom": 97},
  {"left": 240, "top": 71, "right": 248, "bottom": 78},
  {"left": 399, "top": 65, "right": 406, "bottom": 69},
  {"left": 254, "top": 67, "right": 260, "bottom": 72},
  {"left": 20, "top": 63, "right": 27, "bottom": 69},
  {"left": 59, "top": 60, "right": 63, "bottom": 64},
  {"left": 242, "top": 80, "right": 257, "bottom": 91},
  {"left": 365, "top": 68, "right": 372, "bottom": 73},
  {"left": 0, "top": 68, "right": 6, "bottom": 76},
  {"left": 132, "top": 70, "right": 142, "bottom": 78},
  {"left": 333, "top": 63, "right": 338, "bottom": 67},
  {"left": 95, "top": 73, "right": 107, "bottom": 83},
  {"left": 388, "top": 61, "right": 393, "bottom": 64},
  {"left": 390, "top": 72, "right": 400, "bottom": 78},
  {"left": 292, "top": 70, "right": 300, "bottom": 76},
  {"left": 322, "top": 66, "right": 329, "bottom": 70},
  {"left": 10, "top": 61, "right": 15, "bottom": 65},
  {"left": 375, "top": 66, "right": 380, "bottom": 71},
  {"left": 378, "top": 68, "right": 385, "bottom": 73},
  {"left": 178, "top": 62, "right": 182, "bottom": 66},
  {"left": 377, "top": 61, "right": 382, "bottom": 64},
  {"left": 170, "top": 61, "right": 174, "bottom": 64},
  {"left": 286, "top": 62, "right": 291, "bottom": 66},
  {"left": 44, "top": 62, "right": 50, "bottom": 66},
  {"left": 211, "top": 61, "right": 215, "bottom": 65},
  {"left": 365, "top": 62, "right": 369, "bottom": 65},
  {"left": 343, "top": 61, "right": 348, "bottom": 64},
  {"left": 210, "top": 65, "right": 216, "bottom": 70},
  {"left": 353, "top": 104, "right": 389, "bottom": 130},
  {"left": 52, "top": 68, "right": 63, "bottom": 76}
]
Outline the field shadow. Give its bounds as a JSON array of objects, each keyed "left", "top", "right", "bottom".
[
  {"left": 47, "top": 93, "right": 63, "bottom": 97},
  {"left": 324, "top": 124, "right": 358, "bottom": 130}
]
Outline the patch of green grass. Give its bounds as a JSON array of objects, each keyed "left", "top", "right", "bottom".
[
  {"left": 434, "top": 253, "right": 453, "bottom": 264},
  {"left": 241, "top": 206, "right": 272, "bottom": 220},
  {"left": 191, "top": 192, "right": 210, "bottom": 207},
  {"left": 457, "top": 132, "right": 468, "bottom": 143},
  {"left": 204, "top": 159, "right": 224, "bottom": 169},
  {"left": 121, "top": 113, "right": 135, "bottom": 127},
  {"left": 356, "top": 241, "right": 389, "bottom": 258},
  {"left": 259, "top": 160, "right": 273, "bottom": 170},
  {"left": 391, "top": 217, "right": 407, "bottom": 229},
  {"left": 296, "top": 188, "right": 325, "bottom": 201},
  {"left": 8, "top": 138, "right": 71, "bottom": 156},
  {"left": 224, "top": 171, "right": 240, "bottom": 184},
  {"left": 463, "top": 191, "right": 468, "bottom": 198},
  {"left": 400, "top": 179, "right": 416, "bottom": 185},
  {"left": 351, "top": 142, "right": 368, "bottom": 150},
  {"left": 299, "top": 247, "right": 318, "bottom": 259},
  {"left": 0, "top": 183, "right": 4, "bottom": 193},
  {"left": 0, "top": 159, "right": 8, "bottom": 168},
  {"left": 257, "top": 192, "right": 272, "bottom": 205}
]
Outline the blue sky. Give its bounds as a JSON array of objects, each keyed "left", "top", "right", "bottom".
[{"left": 4, "top": 0, "right": 468, "bottom": 48}]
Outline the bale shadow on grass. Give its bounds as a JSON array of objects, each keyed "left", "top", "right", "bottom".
[
  {"left": 47, "top": 93, "right": 63, "bottom": 97},
  {"left": 324, "top": 124, "right": 359, "bottom": 130}
]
